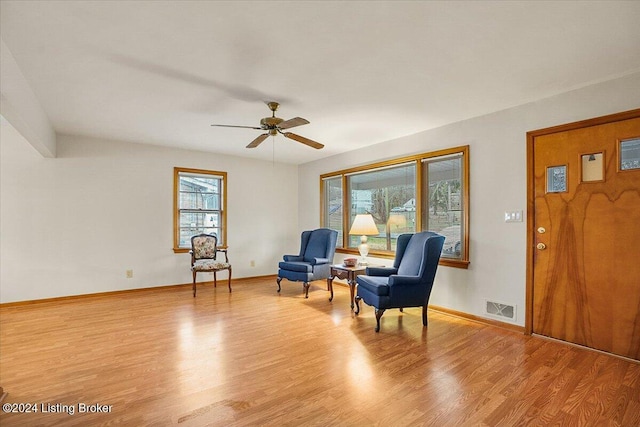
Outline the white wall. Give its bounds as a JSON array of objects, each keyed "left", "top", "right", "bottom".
[
  {"left": 0, "top": 38, "right": 56, "bottom": 157},
  {"left": 298, "top": 72, "right": 640, "bottom": 327},
  {"left": 0, "top": 120, "right": 300, "bottom": 303}
]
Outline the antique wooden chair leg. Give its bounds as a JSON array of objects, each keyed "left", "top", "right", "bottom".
[
  {"left": 303, "top": 282, "right": 310, "bottom": 298},
  {"left": 354, "top": 296, "right": 362, "bottom": 315},
  {"left": 375, "top": 308, "right": 385, "bottom": 332},
  {"left": 213, "top": 271, "right": 217, "bottom": 288},
  {"left": 227, "top": 267, "right": 232, "bottom": 293},
  {"left": 276, "top": 277, "right": 282, "bottom": 293},
  {"left": 192, "top": 271, "right": 197, "bottom": 297},
  {"left": 422, "top": 304, "right": 428, "bottom": 326}
]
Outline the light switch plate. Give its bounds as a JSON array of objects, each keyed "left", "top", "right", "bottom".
[{"left": 504, "top": 210, "right": 523, "bottom": 223}]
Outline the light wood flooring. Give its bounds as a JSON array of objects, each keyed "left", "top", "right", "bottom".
[{"left": 1, "top": 277, "right": 639, "bottom": 426}]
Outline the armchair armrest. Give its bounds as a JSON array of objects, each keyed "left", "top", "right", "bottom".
[
  {"left": 283, "top": 255, "right": 303, "bottom": 262},
  {"left": 366, "top": 266, "right": 398, "bottom": 277},
  {"left": 216, "top": 247, "right": 229, "bottom": 263},
  {"left": 312, "top": 257, "right": 330, "bottom": 265},
  {"left": 388, "top": 275, "right": 422, "bottom": 287}
]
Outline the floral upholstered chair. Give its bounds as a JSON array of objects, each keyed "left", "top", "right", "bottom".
[{"left": 190, "top": 233, "right": 232, "bottom": 297}]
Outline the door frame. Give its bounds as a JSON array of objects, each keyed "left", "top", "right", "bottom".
[{"left": 525, "top": 108, "right": 640, "bottom": 335}]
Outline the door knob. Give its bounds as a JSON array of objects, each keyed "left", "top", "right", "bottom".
[{"left": 537, "top": 243, "right": 547, "bottom": 250}]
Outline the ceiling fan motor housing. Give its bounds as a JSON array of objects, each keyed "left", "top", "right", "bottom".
[{"left": 260, "top": 116, "right": 284, "bottom": 128}]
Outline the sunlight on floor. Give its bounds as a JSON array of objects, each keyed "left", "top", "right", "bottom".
[
  {"left": 177, "top": 318, "right": 227, "bottom": 393},
  {"left": 346, "top": 344, "right": 374, "bottom": 392}
]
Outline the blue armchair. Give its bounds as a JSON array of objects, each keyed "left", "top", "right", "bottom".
[
  {"left": 277, "top": 228, "right": 338, "bottom": 298},
  {"left": 355, "top": 231, "right": 445, "bottom": 332}
]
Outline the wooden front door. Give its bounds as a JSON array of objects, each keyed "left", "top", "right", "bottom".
[{"left": 527, "top": 109, "right": 640, "bottom": 360}]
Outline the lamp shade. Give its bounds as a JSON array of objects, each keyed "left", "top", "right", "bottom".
[
  {"left": 349, "top": 214, "right": 379, "bottom": 236},
  {"left": 387, "top": 213, "right": 407, "bottom": 228}
]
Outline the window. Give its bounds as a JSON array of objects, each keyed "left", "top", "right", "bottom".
[
  {"left": 173, "top": 167, "right": 227, "bottom": 252},
  {"left": 322, "top": 176, "right": 344, "bottom": 247},
  {"left": 422, "top": 153, "right": 465, "bottom": 261},
  {"left": 347, "top": 162, "right": 416, "bottom": 252},
  {"left": 321, "top": 146, "right": 469, "bottom": 268}
]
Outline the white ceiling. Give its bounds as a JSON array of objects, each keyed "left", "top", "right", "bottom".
[{"left": 2, "top": 1, "right": 640, "bottom": 164}]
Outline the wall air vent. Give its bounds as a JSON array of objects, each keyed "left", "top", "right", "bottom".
[{"left": 484, "top": 299, "right": 516, "bottom": 321}]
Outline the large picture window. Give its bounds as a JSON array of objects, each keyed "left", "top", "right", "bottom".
[
  {"left": 321, "top": 146, "right": 469, "bottom": 268},
  {"left": 173, "top": 167, "right": 227, "bottom": 252}
]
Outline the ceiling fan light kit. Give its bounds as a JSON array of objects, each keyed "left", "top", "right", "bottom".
[{"left": 211, "top": 102, "right": 324, "bottom": 150}]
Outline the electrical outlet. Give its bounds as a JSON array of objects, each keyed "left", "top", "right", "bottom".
[
  {"left": 250, "top": 260, "right": 255, "bottom": 267},
  {"left": 126, "top": 269, "right": 133, "bottom": 278}
]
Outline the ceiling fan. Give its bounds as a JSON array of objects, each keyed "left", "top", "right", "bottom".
[{"left": 211, "top": 102, "right": 324, "bottom": 149}]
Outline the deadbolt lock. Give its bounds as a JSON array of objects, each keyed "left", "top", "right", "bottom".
[
  {"left": 536, "top": 243, "right": 547, "bottom": 250},
  {"left": 537, "top": 227, "right": 546, "bottom": 234}
]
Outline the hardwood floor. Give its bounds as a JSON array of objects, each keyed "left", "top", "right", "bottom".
[{"left": 1, "top": 277, "right": 639, "bottom": 426}]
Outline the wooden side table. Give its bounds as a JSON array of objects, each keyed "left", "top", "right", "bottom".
[{"left": 328, "top": 264, "right": 380, "bottom": 310}]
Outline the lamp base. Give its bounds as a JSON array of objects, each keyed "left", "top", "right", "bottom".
[{"left": 358, "top": 239, "right": 369, "bottom": 266}]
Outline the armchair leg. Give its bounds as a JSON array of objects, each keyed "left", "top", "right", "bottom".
[
  {"left": 303, "top": 282, "right": 310, "bottom": 299},
  {"left": 276, "top": 277, "right": 282, "bottom": 293},
  {"left": 227, "top": 267, "right": 232, "bottom": 293},
  {"left": 375, "top": 308, "right": 385, "bottom": 333},
  {"left": 354, "top": 296, "right": 362, "bottom": 315},
  {"left": 422, "top": 304, "right": 428, "bottom": 326},
  {"left": 213, "top": 271, "right": 217, "bottom": 288},
  {"left": 192, "top": 271, "right": 197, "bottom": 297}
]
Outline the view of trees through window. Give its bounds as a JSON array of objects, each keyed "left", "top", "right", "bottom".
[
  {"left": 324, "top": 176, "right": 343, "bottom": 247},
  {"left": 423, "top": 155, "right": 463, "bottom": 258},
  {"left": 348, "top": 163, "right": 416, "bottom": 252}
]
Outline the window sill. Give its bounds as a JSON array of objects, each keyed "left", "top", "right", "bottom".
[
  {"left": 336, "top": 248, "right": 469, "bottom": 269},
  {"left": 439, "top": 258, "right": 470, "bottom": 269}
]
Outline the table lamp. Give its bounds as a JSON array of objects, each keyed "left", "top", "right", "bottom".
[{"left": 349, "top": 214, "right": 379, "bottom": 265}]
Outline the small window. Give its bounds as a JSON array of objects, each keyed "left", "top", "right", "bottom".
[
  {"left": 546, "top": 165, "right": 567, "bottom": 193},
  {"left": 173, "top": 167, "right": 227, "bottom": 252},
  {"left": 620, "top": 137, "right": 640, "bottom": 171}
]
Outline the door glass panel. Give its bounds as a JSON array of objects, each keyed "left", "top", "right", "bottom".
[
  {"left": 546, "top": 165, "right": 567, "bottom": 193},
  {"left": 620, "top": 137, "right": 640, "bottom": 171}
]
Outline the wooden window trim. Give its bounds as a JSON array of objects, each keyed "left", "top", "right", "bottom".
[
  {"left": 320, "top": 145, "right": 470, "bottom": 268},
  {"left": 173, "top": 167, "right": 227, "bottom": 253}
]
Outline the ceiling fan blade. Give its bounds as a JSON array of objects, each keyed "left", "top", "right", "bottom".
[
  {"left": 246, "top": 133, "right": 269, "bottom": 148},
  {"left": 211, "top": 124, "right": 262, "bottom": 130},
  {"left": 278, "top": 117, "right": 310, "bottom": 130},
  {"left": 283, "top": 132, "right": 324, "bottom": 149}
]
